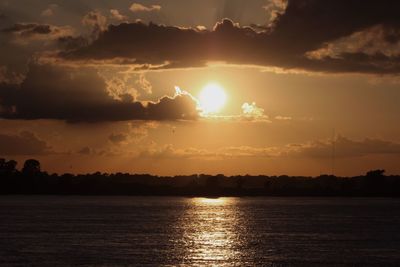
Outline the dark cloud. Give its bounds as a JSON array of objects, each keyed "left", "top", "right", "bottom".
[
  {"left": 3, "top": 23, "right": 51, "bottom": 35},
  {"left": 2, "top": 23, "right": 73, "bottom": 41},
  {"left": 59, "top": 0, "right": 400, "bottom": 74},
  {"left": 306, "top": 25, "right": 400, "bottom": 60},
  {"left": 0, "top": 131, "right": 51, "bottom": 155},
  {"left": 61, "top": 19, "right": 259, "bottom": 68},
  {"left": 58, "top": 35, "right": 89, "bottom": 51},
  {"left": 0, "top": 64, "right": 199, "bottom": 123},
  {"left": 268, "top": 0, "right": 400, "bottom": 54}
]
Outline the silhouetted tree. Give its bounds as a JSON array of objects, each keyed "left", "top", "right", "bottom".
[
  {"left": 364, "top": 169, "right": 386, "bottom": 194},
  {"left": 236, "top": 177, "right": 244, "bottom": 190},
  {"left": 366, "top": 169, "right": 385, "bottom": 177},
  {"left": 22, "top": 159, "right": 41, "bottom": 175},
  {"left": 0, "top": 157, "right": 399, "bottom": 196},
  {"left": 203, "top": 175, "right": 221, "bottom": 196},
  {"left": 3, "top": 160, "right": 17, "bottom": 173},
  {"left": 263, "top": 180, "right": 271, "bottom": 191}
]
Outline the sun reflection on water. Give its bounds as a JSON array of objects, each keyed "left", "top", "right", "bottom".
[
  {"left": 195, "top": 197, "right": 228, "bottom": 205},
  {"left": 177, "top": 197, "right": 245, "bottom": 265}
]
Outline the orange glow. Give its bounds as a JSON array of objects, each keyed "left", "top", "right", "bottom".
[
  {"left": 194, "top": 197, "right": 228, "bottom": 205},
  {"left": 198, "top": 83, "right": 227, "bottom": 114}
]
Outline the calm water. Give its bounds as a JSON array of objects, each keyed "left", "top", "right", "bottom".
[{"left": 0, "top": 197, "right": 400, "bottom": 266}]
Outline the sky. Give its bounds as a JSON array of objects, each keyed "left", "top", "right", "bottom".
[{"left": 1, "top": 0, "right": 400, "bottom": 176}]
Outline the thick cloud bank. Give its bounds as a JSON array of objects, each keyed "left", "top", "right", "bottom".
[
  {"left": 0, "top": 64, "right": 199, "bottom": 123},
  {"left": 61, "top": 0, "right": 400, "bottom": 74}
]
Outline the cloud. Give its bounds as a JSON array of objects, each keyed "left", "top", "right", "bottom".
[
  {"left": 102, "top": 75, "right": 138, "bottom": 102},
  {"left": 263, "top": 0, "right": 288, "bottom": 24},
  {"left": 2, "top": 23, "right": 74, "bottom": 43},
  {"left": 129, "top": 3, "right": 161, "bottom": 13},
  {"left": 138, "top": 136, "right": 400, "bottom": 160},
  {"left": 136, "top": 73, "right": 152, "bottom": 94},
  {"left": 139, "top": 142, "right": 281, "bottom": 160},
  {"left": 60, "top": 19, "right": 260, "bottom": 69},
  {"left": 110, "top": 9, "right": 127, "bottom": 21},
  {"left": 290, "top": 136, "right": 400, "bottom": 158},
  {"left": 306, "top": 24, "right": 400, "bottom": 59},
  {"left": 274, "top": 115, "right": 292, "bottom": 121},
  {"left": 58, "top": 35, "right": 89, "bottom": 51},
  {"left": 270, "top": 0, "right": 400, "bottom": 52},
  {"left": 3, "top": 23, "right": 51, "bottom": 34},
  {"left": 109, "top": 121, "right": 158, "bottom": 146},
  {"left": 140, "top": 144, "right": 216, "bottom": 160},
  {"left": 139, "top": 143, "right": 285, "bottom": 160},
  {"left": 0, "top": 63, "right": 199, "bottom": 123},
  {"left": 57, "top": 0, "right": 400, "bottom": 74},
  {"left": 108, "top": 133, "right": 128, "bottom": 144},
  {"left": 41, "top": 4, "right": 58, "bottom": 17},
  {"left": 78, "top": 146, "right": 93, "bottom": 155},
  {"left": 77, "top": 146, "right": 96, "bottom": 155},
  {"left": 241, "top": 102, "right": 265, "bottom": 118},
  {"left": 0, "top": 131, "right": 52, "bottom": 155},
  {"left": 41, "top": 9, "right": 54, "bottom": 17},
  {"left": 199, "top": 101, "right": 270, "bottom": 123},
  {"left": 77, "top": 146, "right": 116, "bottom": 156},
  {"left": 81, "top": 10, "right": 107, "bottom": 39},
  {"left": 82, "top": 10, "right": 107, "bottom": 29}
]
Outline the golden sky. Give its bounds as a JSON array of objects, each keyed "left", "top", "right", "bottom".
[{"left": 1, "top": 0, "right": 400, "bottom": 176}]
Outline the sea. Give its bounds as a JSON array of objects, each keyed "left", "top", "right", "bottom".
[{"left": 0, "top": 196, "right": 399, "bottom": 266}]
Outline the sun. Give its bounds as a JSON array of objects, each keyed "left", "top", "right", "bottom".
[{"left": 198, "top": 83, "right": 227, "bottom": 114}]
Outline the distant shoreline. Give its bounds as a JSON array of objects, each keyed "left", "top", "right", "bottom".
[{"left": 2, "top": 159, "right": 400, "bottom": 197}]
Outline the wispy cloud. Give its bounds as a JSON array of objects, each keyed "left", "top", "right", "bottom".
[
  {"left": 41, "top": 4, "right": 58, "bottom": 17},
  {"left": 137, "top": 136, "right": 400, "bottom": 160},
  {"left": 110, "top": 9, "right": 128, "bottom": 21},
  {"left": 0, "top": 131, "right": 53, "bottom": 155},
  {"left": 130, "top": 3, "right": 161, "bottom": 13},
  {"left": 2, "top": 23, "right": 74, "bottom": 44}
]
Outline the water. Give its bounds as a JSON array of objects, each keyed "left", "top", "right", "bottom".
[{"left": 0, "top": 197, "right": 400, "bottom": 266}]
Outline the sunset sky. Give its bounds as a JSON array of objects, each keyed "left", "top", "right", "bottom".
[{"left": 1, "top": 0, "right": 400, "bottom": 176}]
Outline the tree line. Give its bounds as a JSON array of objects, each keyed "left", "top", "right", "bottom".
[{"left": 1, "top": 158, "right": 400, "bottom": 197}]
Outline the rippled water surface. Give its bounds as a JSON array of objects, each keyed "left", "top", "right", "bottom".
[{"left": 1, "top": 196, "right": 400, "bottom": 266}]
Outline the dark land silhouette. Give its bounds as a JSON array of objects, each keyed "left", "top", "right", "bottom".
[{"left": 1, "top": 158, "right": 400, "bottom": 197}]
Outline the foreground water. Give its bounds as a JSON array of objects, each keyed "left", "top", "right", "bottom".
[{"left": 0, "top": 197, "right": 400, "bottom": 266}]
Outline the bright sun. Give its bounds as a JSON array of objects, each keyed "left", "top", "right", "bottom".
[{"left": 198, "top": 83, "right": 227, "bottom": 114}]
